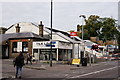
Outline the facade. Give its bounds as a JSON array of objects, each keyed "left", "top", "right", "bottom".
[
  {"left": 1, "top": 21, "right": 82, "bottom": 61},
  {"left": 1, "top": 32, "right": 49, "bottom": 58},
  {"left": 33, "top": 40, "right": 72, "bottom": 61}
]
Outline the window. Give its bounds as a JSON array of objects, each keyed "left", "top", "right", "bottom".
[
  {"left": 12, "top": 42, "right": 17, "bottom": 52},
  {"left": 12, "top": 41, "right": 28, "bottom": 53},
  {"left": 22, "top": 42, "right": 28, "bottom": 52}
]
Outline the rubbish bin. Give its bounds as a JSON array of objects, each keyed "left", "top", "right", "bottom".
[{"left": 81, "top": 58, "right": 87, "bottom": 66}]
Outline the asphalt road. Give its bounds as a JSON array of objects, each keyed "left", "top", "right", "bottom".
[{"left": 1, "top": 59, "right": 120, "bottom": 80}]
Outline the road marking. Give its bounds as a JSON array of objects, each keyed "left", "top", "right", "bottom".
[
  {"left": 70, "top": 66, "right": 120, "bottom": 78},
  {"left": 2, "top": 73, "right": 15, "bottom": 78}
]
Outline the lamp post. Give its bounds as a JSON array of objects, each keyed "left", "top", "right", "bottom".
[
  {"left": 50, "top": 0, "right": 53, "bottom": 67},
  {"left": 79, "top": 15, "right": 86, "bottom": 64},
  {"left": 79, "top": 15, "right": 86, "bottom": 40},
  {"left": 79, "top": 15, "right": 86, "bottom": 58}
]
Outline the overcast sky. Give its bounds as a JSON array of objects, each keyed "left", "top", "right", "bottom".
[{"left": 0, "top": 0, "right": 119, "bottom": 31}]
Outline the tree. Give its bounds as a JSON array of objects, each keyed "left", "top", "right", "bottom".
[
  {"left": 83, "top": 15, "right": 102, "bottom": 39},
  {"left": 78, "top": 15, "right": 120, "bottom": 50},
  {"left": 100, "top": 18, "right": 118, "bottom": 41},
  {"left": 80, "top": 15, "right": 119, "bottom": 41}
]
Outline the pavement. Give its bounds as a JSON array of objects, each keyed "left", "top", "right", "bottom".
[
  {"left": 2, "top": 59, "right": 120, "bottom": 79},
  {"left": 2, "top": 59, "right": 108, "bottom": 71}
]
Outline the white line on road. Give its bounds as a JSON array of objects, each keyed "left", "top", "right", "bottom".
[
  {"left": 70, "top": 66, "right": 120, "bottom": 78},
  {"left": 2, "top": 73, "right": 15, "bottom": 78}
]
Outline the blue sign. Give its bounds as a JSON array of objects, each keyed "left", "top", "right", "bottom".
[
  {"left": 50, "top": 41, "right": 56, "bottom": 44},
  {"left": 46, "top": 41, "right": 56, "bottom": 47},
  {"left": 46, "top": 44, "right": 55, "bottom": 47}
]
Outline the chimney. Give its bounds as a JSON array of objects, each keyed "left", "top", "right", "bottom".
[
  {"left": 39, "top": 21, "right": 44, "bottom": 37},
  {"left": 15, "top": 24, "right": 20, "bottom": 33},
  {"left": 0, "top": 27, "right": 7, "bottom": 34}
]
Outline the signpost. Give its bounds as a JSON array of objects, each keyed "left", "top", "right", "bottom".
[{"left": 70, "top": 32, "right": 78, "bottom": 36}]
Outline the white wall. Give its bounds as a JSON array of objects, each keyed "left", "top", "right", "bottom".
[
  {"left": 43, "top": 30, "right": 49, "bottom": 35},
  {"left": 74, "top": 44, "right": 81, "bottom": 58},
  {"left": 6, "top": 22, "right": 39, "bottom": 34}
]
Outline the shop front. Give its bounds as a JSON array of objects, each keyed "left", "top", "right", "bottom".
[
  {"left": 32, "top": 41, "right": 72, "bottom": 61},
  {"left": 9, "top": 39, "right": 31, "bottom": 58}
]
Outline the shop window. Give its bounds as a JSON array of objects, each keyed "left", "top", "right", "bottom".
[
  {"left": 12, "top": 42, "right": 17, "bottom": 53},
  {"left": 22, "top": 42, "right": 28, "bottom": 52}
]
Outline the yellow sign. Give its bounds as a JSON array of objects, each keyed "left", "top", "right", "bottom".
[{"left": 72, "top": 59, "right": 80, "bottom": 65}]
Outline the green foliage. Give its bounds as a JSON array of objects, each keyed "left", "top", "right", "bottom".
[
  {"left": 77, "top": 15, "right": 120, "bottom": 49},
  {"left": 80, "top": 15, "right": 119, "bottom": 41}
]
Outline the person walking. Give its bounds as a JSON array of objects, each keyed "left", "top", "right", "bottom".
[
  {"left": 13, "top": 52, "right": 25, "bottom": 79},
  {"left": 26, "top": 53, "right": 32, "bottom": 65}
]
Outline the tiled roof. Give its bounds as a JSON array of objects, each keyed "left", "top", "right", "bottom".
[{"left": 0, "top": 32, "right": 49, "bottom": 43}]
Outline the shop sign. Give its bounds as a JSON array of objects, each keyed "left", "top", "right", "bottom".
[
  {"left": 72, "top": 59, "right": 80, "bottom": 65},
  {"left": 33, "top": 41, "right": 57, "bottom": 49},
  {"left": 33, "top": 41, "right": 72, "bottom": 49},
  {"left": 11, "top": 39, "right": 28, "bottom": 42},
  {"left": 46, "top": 42, "right": 56, "bottom": 47}
]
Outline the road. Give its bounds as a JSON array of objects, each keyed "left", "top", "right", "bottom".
[{"left": 1, "top": 59, "right": 120, "bottom": 80}]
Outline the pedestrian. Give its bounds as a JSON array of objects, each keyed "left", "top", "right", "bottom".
[
  {"left": 13, "top": 52, "right": 25, "bottom": 79},
  {"left": 26, "top": 53, "right": 32, "bottom": 65}
]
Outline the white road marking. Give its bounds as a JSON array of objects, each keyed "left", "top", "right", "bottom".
[
  {"left": 2, "top": 73, "right": 15, "bottom": 78},
  {"left": 70, "top": 66, "right": 119, "bottom": 78}
]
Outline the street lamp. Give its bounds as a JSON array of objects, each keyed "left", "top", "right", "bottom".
[
  {"left": 79, "top": 15, "right": 86, "bottom": 40},
  {"left": 50, "top": 0, "right": 53, "bottom": 67},
  {"left": 79, "top": 15, "right": 86, "bottom": 65}
]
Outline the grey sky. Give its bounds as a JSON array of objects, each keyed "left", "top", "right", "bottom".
[{"left": 1, "top": 1, "right": 119, "bottom": 31}]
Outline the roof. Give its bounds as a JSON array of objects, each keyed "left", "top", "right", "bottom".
[
  {"left": 45, "top": 27, "right": 82, "bottom": 43},
  {"left": 7, "top": 22, "right": 39, "bottom": 30},
  {"left": 46, "top": 27, "right": 70, "bottom": 37},
  {"left": 5, "top": 22, "right": 82, "bottom": 44},
  {"left": 0, "top": 32, "right": 49, "bottom": 43},
  {"left": 56, "top": 32, "right": 81, "bottom": 44}
]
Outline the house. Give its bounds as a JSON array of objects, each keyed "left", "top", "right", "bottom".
[{"left": 1, "top": 21, "right": 82, "bottom": 61}]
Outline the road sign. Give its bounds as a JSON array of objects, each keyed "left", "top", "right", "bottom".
[{"left": 70, "top": 32, "right": 78, "bottom": 36}]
